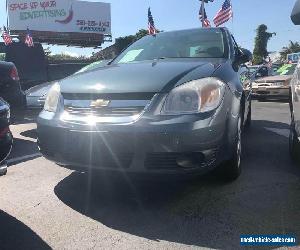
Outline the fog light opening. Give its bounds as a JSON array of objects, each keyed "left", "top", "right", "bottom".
[{"left": 176, "top": 153, "right": 204, "bottom": 169}]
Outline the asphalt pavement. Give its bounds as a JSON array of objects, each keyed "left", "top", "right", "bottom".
[{"left": 0, "top": 101, "right": 300, "bottom": 250}]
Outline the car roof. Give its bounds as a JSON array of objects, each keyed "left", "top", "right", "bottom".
[{"left": 152, "top": 27, "right": 227, "bottom": 35}]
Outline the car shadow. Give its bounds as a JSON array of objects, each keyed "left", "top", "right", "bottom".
[
  {"left": 54, "top": 119, "right": 300, "bottom": 249},
  {"left": 0, "top": 210, "right": 51, "bottom": 250},
  {"left": 20, "top": 129, "right": 37, "bottom": 140},
  {"left": 7, "top": 137, "right": 40, "bottom": 166}
]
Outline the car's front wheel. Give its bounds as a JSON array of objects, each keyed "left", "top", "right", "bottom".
[
  {"left": 289, "top": 122, "right": 300, "bottom": 164},
  {"left": 219, "top": 116, "right": 242, "bottom": 181},
  {"left": 0, "top": 163, "right": 7, "bottom": 176}
]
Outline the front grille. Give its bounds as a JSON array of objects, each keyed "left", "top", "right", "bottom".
[
  {"left": 257, "top": 91, "right": 270, "bottom": 94},
  {"left": 65, "top": 149, "right": 133, "bottom": 169},
  {"left": 88, "top": 153, "right": 134, "bottom": 169},
  {"left": 145, "top": 153, "right": 179, "bottom": 169},
  {"left": 258, "top": 84, "right": 270, "bottom": 87},
  {"left": 63, "top": 96, "right": 155, "bottom": 119},
  {"left": 65, "top": 106, "right": 145, "bottom": 117}
]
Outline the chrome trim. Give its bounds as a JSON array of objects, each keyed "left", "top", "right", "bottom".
[
  {"left": 64, "top": 99, "right": 150, "bottom": 108},
  {"left": 60, "top": 112, "right": 141, "bottom": 125}
]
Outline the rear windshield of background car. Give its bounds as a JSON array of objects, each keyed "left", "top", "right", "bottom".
[
  {"left": 114, "top": 29, "right": 227, "bottom": 64},
  {"left": 275, "top": 64, "right": 297, "bottom": 76}
]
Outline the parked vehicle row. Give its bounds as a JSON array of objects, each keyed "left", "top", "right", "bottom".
[
  {"left": 2, "top": 4, "right": 300, "bottom": 181},
  {"left": 37, "top": 27, "right": 252, "bottom": 182}
]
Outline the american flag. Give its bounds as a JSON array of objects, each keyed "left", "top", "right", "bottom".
[
  {"left": 199, "top": 4, "right": 211, "bottom": 28},
  {"left": 1, "top": 27, "right": 12, "bottom": 46},
  {"left": 213, "top": 0, "right": 233, "bottom": 27},
  {"left": 148, "top": 7, "right": 157, "bottom": 35},
  {"left": 25, "top": 28, "right": 34, "bottom": 47}
]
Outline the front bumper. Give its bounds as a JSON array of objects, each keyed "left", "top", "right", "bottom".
[
  {"left": 252, "top": 86, "right": 289, "bottom": 99},
  {"left": 37, "top": 111, "right": 230, "bottom": 176}
]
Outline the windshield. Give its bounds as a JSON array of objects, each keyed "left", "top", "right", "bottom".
[
  {"left": 113, "top": 29, "right": 226, "bottom": 64},
  {"left": 274, "top": 64, "right": 297, "bottom": 76},
  {"left": 249, "top": 66, "right": 259, "bottom": 74}
]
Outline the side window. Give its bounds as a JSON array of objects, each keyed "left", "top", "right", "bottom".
[
  {"left": 233, "top": 42, "right": 239, "bottom": 58},
  {"left": 231, "top": 35, "right": 240, "bottom": 59}
]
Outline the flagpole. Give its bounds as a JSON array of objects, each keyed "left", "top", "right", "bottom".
[
  {"left": 201, "top": 0, "right": 205, "bottom": 27},
  {"left": 6, "top": 0, "right": 9, "bottom": 29}
]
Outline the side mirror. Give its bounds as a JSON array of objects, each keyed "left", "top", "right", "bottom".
[
  {"left": 291, "top": 0, "right": 300, "bottom": 25},
  {"left": 236, "top": 49, "right": 253, "bottom": 65}
]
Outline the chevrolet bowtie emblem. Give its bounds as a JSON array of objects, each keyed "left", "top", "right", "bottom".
[{"left": 90, "top": 99, "right": 110, "bottom": 108}]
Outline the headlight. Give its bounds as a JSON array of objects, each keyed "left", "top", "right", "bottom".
[
  {"left": 44, "top": 83, "right": 61, "bottom": 112},
  {"left": 161, "top": 78, "right": 225, "bottom": 114}
]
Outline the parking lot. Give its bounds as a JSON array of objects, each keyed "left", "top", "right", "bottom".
[{"left": 1, "top": 100, "right": 300, "bottom": 250}]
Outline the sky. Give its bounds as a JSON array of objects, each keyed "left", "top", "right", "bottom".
[{"left": 1, "top": 0, "right": 300, "bottom": 56}]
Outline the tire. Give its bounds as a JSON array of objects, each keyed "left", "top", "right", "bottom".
[
  {"left": 289, "top": 122, "right": 300, "bottom": 164},
  {"left": 245, "top": 101, "right": 252, "bottom": 129},
  {"left": 219, "top": 116, "right": 242, "bottom": 182},
  {"left": 0, "top": 165, "right": 7, "bottom": 176}
]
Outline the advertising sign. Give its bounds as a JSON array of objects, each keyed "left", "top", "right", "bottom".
[{"left": 7, "top": 0, "right": 111, "bottom": 36}]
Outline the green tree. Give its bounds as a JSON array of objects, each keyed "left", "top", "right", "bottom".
[
  {"left": 135, "top": 29, "right": 149, "bottom": 40},
  {"left": 280, "top": 41, "right": 300, "bottom": 61},
  {"left": 253, "top": 24, "right": 276, "bottom": 65},
  {"left": 48, "top": 52, "right": 90, "bottom": 62}
]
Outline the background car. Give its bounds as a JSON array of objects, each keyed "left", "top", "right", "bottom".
[
  {"left": 252, "top": 63, "right": 296, "bottom": 101},
  {"left": 0, "top": 98, "right": 13, "bottom": 176},
  {"left": 290, "top": 0, "right": 300, "bottom": 164},
  {"left": 37, "top": 28, "right": 252, "bottom": 182},
  {"left": 0, "top": 61, "right": 26, "bottom": 112},
  {"left": 26, "top": 60, "right": 109, "bottom": 110}
]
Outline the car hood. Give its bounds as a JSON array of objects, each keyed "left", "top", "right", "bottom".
[
  {"left": 255, "top": 75, "right": 292, "bottom": 83},
  {"left": 59, "top": 59, "right": 222, "bottom": 94},
  {"left": 26, "top": 81, "right": 54, "bottom": 97}
]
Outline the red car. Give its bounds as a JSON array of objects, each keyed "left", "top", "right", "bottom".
[{"left": 0, "top": 60, "right": 26, "bottom": 115}]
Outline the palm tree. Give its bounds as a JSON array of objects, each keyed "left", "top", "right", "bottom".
[{"left": 280, "top": 41, "right": 300, "bottom": 61}]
